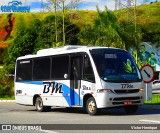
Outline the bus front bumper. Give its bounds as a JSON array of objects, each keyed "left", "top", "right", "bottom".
[{"left": 95, "top": 92, "right": 144, "bottom": 108}]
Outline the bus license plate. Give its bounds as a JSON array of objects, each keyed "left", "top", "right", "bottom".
[{"left": 124, "top": 101, "right": 132, "bottom": 105}]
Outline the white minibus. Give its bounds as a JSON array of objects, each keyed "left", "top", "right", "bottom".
[{"left": 15, "top": 45, "right": 144, "bottom": 115}]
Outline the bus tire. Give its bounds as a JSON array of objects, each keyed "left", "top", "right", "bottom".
[
  {"left": 124, "top": 105, "right": 138, "bottom": 114},
  {"left": 86, "top": 97, "right": 99, "bottom": 115},
  {"left": 35, "top": 97, "right": 51, "bottom": 112}
]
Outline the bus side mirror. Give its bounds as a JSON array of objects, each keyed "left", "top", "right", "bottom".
[{"left": 64, "top": 74, "right": 68, "bottom": 79}]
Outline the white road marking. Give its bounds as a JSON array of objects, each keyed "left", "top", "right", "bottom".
[
  {"left": 40, "top": 130, "right": 59, "bottom": 133},
  {"left": 139, "top": 119, "right": 160, "bottom": 124}
]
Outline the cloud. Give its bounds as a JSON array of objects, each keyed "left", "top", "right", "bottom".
[{"left": 77, "top": 0, "right": 114, "bottom": 10}]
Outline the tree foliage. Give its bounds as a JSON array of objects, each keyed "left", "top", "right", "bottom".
[
  {"left": 34, "top": 15, "right": 79, "bottom": 52},
  {"left": 141, "top": 23, "right": 160, "bottom": 46},
  {"left": 78, "top": 7, "right": 144, "bottom": 50},
  {"left": 4, "top": 19, "right": 40, "bottom": 74},
  {"left": 4, "top": 15, "right": 79, "bottom": 74},
  {"left": 0, "top": 68, "right": 14, "bottom": 97},
  {"left": 79, "top": 8, "right": 124, "bottom": 48},
  {"left": 116, "top": 22, "right": 143, "bottom": 50}
]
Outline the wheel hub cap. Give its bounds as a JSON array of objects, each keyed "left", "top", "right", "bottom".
[{"left": 88, "top": 101, "right": 95, "bottom": 112}]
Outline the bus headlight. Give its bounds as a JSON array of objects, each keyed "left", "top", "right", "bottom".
[
  {"left": 139, "top": 88, "right": 144, "bottom": 92},
  {"left": 97, "top": 89, "right": 111, "bottom": 93}
]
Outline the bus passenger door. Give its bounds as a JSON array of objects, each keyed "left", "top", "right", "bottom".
[{"left": 70, "top": 56, "right": 83, "bottom": 106}]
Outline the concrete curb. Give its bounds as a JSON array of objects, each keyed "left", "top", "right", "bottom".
[{"left": 0, "top": 100, "right": 15, "bottom": 102}]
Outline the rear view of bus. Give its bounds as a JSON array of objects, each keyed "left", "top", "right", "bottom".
[{"left": 14, "top": 46, "right": 144, "bottom": 115}]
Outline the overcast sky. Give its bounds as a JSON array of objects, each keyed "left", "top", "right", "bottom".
[{"left": 0, "top": 0, "right": 157, "bottom": 13}]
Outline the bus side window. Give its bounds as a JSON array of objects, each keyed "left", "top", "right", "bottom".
[
  {"left": 33, "top": 58, "right": 50, "bottom": 80},
  {"left": 83, "top": 55, "right": 95, "bottom": 83},
  {"left": 16, "top": 60, "right": 32, "bottom": 81},
  {"left": 51, "top": 55, "right": 69, "bottom": 79}
]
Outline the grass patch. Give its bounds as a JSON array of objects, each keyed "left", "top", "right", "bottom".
[
  {"left": 145, "top": 94, "right": 160, "bottom": 104},
  {"left": 116, "top": 2, "right": 160, "bottom": 24},
  {"left": 0, "top": 14, "right": 9, "bottom": 28},
  {"left": 0, "top": 95, "right": 15, "bottom": 100}
]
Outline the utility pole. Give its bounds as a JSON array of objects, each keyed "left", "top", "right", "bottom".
[
  {"left": 54, "top": 0, "right": 58, "bottom": 43},
  {"left": 62, "top": 0, "right": 65, "bottom": 46},
  {"left": 47, "top": 0, "right": 82, "bottom": 46},
  {"left": 134, "top": 0, "right": 137, "bottom": 63}
]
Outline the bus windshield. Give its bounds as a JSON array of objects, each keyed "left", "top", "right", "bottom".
[{"left": 90, "top": 49, "right": 142, "bottom": 83}]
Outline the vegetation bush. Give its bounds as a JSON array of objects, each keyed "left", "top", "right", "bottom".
[
  {"left": 0, "top": 69, "right": 14, "bottom": 97},
  {"left": 0, "top": 85, "right": 14, "bottom": 97}
]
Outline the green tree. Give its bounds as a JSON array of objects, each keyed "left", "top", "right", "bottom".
[
  {"left": 141, "top": 23, "right": 160, "bottom": 46},
  {"left": 78, "top": 7, "right": 124, "bottom": 48},
  {"left": 116, "top": 22, "right": 142, "bottom": 50},
  {"left": 4, "top": 19, "right": 41, "bottom": 74},
  {"left": 47, "top": 0, "right": 82, "bottom": 45},
  {"left": 0, "top": 48, "right": 5, "bottom": 65},
  {"left": 79, "top": 7, "right": 143, "bottom": 51},
  {"left": 34, "top": 15, "right": 79, "bottom": 52},
  {"left": 0, "top": 68, "right": 14, "bottom": 97}
]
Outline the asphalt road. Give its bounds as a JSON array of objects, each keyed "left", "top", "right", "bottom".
[{"left": 0, "top": 102, "right": 160, "bottom": 133}]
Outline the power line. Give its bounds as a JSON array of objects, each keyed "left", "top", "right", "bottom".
[{"left": 115, "top": 0, "right": 134, "bottom": 10}]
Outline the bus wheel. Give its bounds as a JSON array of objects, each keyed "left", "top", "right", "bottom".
[
  {"left": 35, "top": 97, "right": 51, "bottom": 112},
  {"left": 86, "top": 97, "right": 99, "bottom": 115},
  {"left": 124, "top": 105, "right": 138, "bottom": 114}
]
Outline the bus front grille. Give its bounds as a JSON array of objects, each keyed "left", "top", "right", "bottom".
[{"left": 114, "top": 89, "right": 139, "bottom": 94}]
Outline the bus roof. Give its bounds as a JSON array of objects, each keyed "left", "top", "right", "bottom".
[{"left": 17, "top": 45, "right": 123, "bottom": 60}]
